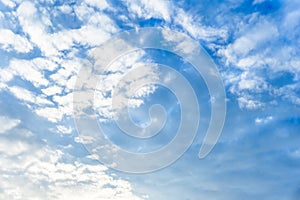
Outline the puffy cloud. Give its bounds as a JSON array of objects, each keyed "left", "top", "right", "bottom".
[
  {"left": 255, "top": 116, "right": 273, "bottom": 124},
  {"left": 16, "top": 1, "right": 58, "bottom": 56},
  {"left": 55, "top": 125, "right": 73, "bottom": 134},
  {"left": 8, "top": 86, "right": 37, "bottom": 103},
  {"left": 2, "top": 0, "right": 226, "bottom": 124},
  {"left": 0, "top": 57, "right": 80, "bottom": 123},
  {"left": 35, "top": 107, "right": 64, "bottom": 123},
  {"left": 0, "top": 116, "right": 20, "bottom": 134},
  {"left": 8, "top": 86, "right": 53, "bottom": 106},
  {"left": 90, "top": 49, "right": 159, "bottom": 121},
  {"left": 217, "top": 9, "right": 300, "bottom": 109},
  {"left": 84, "top": 0, "right": 109, "bottom": 10},
  {"left": 0, "top": 125, "right": 144, "bottom": 200},
  {"left": 124, "top": 0, "right": 227, "bottom": 41},
  {"left": 0, "top": 68, "right": 14, "bottom": 83},
  {"left": 0, "top": 138, "right": 30, "bottom": 156},
  {"left": 9, "top": 59, "right": 51, "bottom": 87},
  {"left": 173, "top": 8, "right": 227, "bottom": 41},
  {"left": 0, "top": 0, "right": 122, "bottom": 125},
  {"left": 0, "top": 0, "right": 17, "bottom": 8},
  {"left": 125, "top": 0, "right": 172, "bottom": 22},
  {"left": 41, "top": 85, "right": 63, "bottom": 96},
  {"left": 219, "top": 20, "right": 279, "bottom": 68},
  {"left": 237, "top": 96, "right": 264, "bottom": 109},
  {"left": 74, "top": 135, "right": 96, "bottom": 144},
  {"left": 15, "top": 0, "right": 117, "bottom": 57},
  {"left": 0, "top": 29, "right": 33, "bottom": 53}
]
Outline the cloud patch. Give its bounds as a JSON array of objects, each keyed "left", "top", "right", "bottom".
[{"left": 0, "top": 116, "right": 20, "bottom": 134}]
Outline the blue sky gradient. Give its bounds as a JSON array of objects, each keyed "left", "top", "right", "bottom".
[{"left": 0, "top": 0, "right": 299, "bottom": 199}]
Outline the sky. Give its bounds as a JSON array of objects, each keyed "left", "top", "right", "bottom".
[{"left": 0, "top": 0, "right": 299, "bottom": 199}]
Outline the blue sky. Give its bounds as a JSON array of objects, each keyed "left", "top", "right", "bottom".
[{"left": 0, "top": 0, "right": 300, "bottom": 199}]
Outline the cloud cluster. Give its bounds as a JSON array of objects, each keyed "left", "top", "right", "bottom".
[
  {"left": 0, "top": 116, "right": 144, "bottom": 200},
  {"left": 216, "top": 1, "right": 300, "bottom": 109},
  {"left": 0, "top": 0, "right": 299, "bottom": 199}
]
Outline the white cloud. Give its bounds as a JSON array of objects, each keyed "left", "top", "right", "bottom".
[
  {"left": 162, "top": 1, "right": 291, "bottom": 111},
  {"left": 0, "top": 116, "right": 20, "bottom": 134},
  {"left": 74, "top": 2, "right": 95, "bottom": 21},
  {"left": 216, "top": 15, "right": 298, "bottom": 109},
  {"left": 41, "top": 85, "right": 63, "bottom": 96},
  {"left": 0, "top": 132, "right": 144, "bottom": 200},
  {"left": 255, "top": 116, "right": 273, "bottom": 124},
  {"left": 91, "top": 50, "right": 159, "bottom": 121},
  {"left": 15, "top": 1, "right": 117, "bottom": 57},
  {"left": 174, "top": 8, "right": 227, "bottom": 41},
  {"left": 4, "top": 0, "right": 224, "bottom": 125},
  {"left": 237, "top": 96, "right": 264, "bottom": 110},
  {"left": 14, "top": 128, "right": 34, "bottom": 138},
  {"left": 84, "top": 0, "right": 109, "bottom": 10},
  {"left": 9, "top": 59, "right": 50, "bottom": 87},
  {"left": 237, "top": 72, "right": 268, "bottom": 92},
  {"left": 236, "top": 55, "right": 261, "bottom": 69},
  {"left": 55, "top": 125, "right": 73, "bottom": 134},
  {"left": 161, "top": 28, "right": 199, "bottom": 56},
  {"left": 0, "top": 57, "right": 81, "bottom": 123},
  {"left": 52, "top": 92, "right": 73, "bottom": 115},
  {"left": 220, "top": 20, "right": 279, "bottom": 67},
  {"left": 0, "top": 68, "right": 14, "bottom": 83},
  {"left": 31, "top": 57, "right": 58, "bottom": 71},
  {"left": 0, "top": 57, "right": 57, "bottom": 94},
  {"left": 0, "top": 29, "right": 33, "bottom": 53},
  {"left": 8, "top": 86, "right": 53, "bottom": 106},
  {"left": 273, "top": 83, "right": 300, "bottom": 106},
  {"left": 125, "top": 0, "right": 172, "bottom": 22},
  {"left": 1, "top": 0, "right": 17, "bottom": 8},
  {"left": 8, "top": 86, "right": 36, "bottom": 103},
  {"left": 35, "top": 107, "right": 64, "bottom": 123},
  {"left": 124, "top": 0, "right": 227, "bottom": 41},
  {"left": 0, "top": 138, "right": 30, "bottom": 156},
  {"left": 74, "top": 135, "right": 96, "bottom": 144},
  {"left": 16, "top": 1, "right": 58, "bottom": 56},
  {"left": 58, "top": 4, "right": 72, "bottom": 14},
  {"left": 224, "top": 70, "right": 269, "bottom": 109}
]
